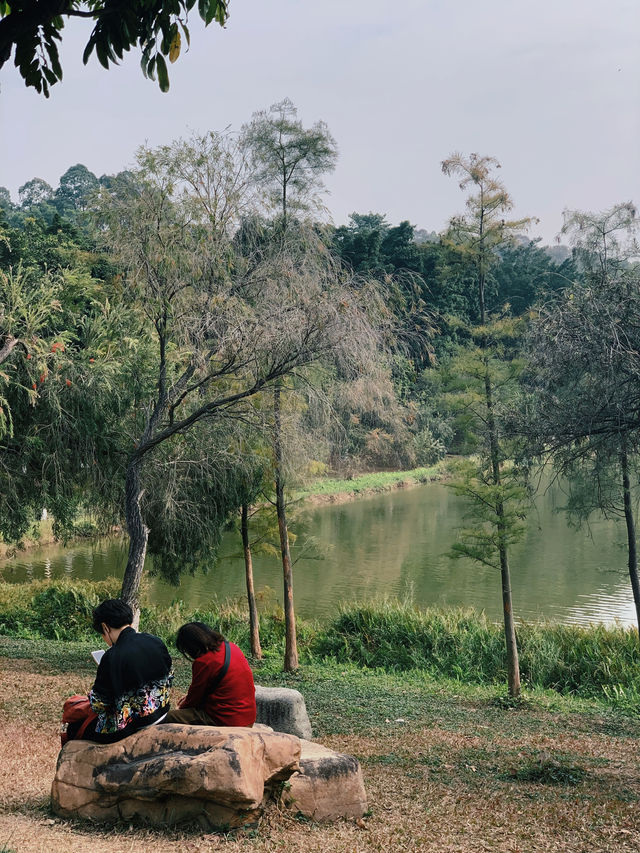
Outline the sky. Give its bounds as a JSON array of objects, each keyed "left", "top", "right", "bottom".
[{"left": 1, "top": 0, "right": 639, "bottom": 244}]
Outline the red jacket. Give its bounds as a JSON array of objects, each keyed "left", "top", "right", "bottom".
[{"left": 179, "top": 642, "right": 256, "bottom": 727}]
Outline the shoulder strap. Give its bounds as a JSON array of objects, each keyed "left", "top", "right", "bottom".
[{"left": 208, "top": 641, "right": 231, "bottom": 692}]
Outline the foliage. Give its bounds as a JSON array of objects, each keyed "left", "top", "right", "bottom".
[
  {"left": 0, "top": 254, "right": 145, "bottom": 545},
  {"left": 522, "top": 203, "right": 640, "bottom": 450},
  {"left": 331, "top": 214, "right": 435, "bottom": 370},
  {"left": 54, "top": 164, "right": 100, "bottom": 214},
  {"left": 90, "top": 130, "right": 386, "bottom": 610},
  {"left": 0, "top": 0, "right": 229, "bottom": 96},
  {"left": 441, "top": 152, "right": 537, "bottom": 698},
  {"left": 241, "top": 98, "right": 338, "bottom": 228},
  {"left": 0, "top": 578, "right": 120, "bottom": 639},
  {"left": 494, "top": 239, "right": 577, "bottom": 313},
  {"left": 521, "top": 203, "right": 640, "bottom": 630},
  {"left": 447, "top": 458, "right": 528, "bottom": 569}
]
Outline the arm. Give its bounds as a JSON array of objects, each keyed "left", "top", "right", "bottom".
[{"left": 178, "top": 656, "right": 213, "bottom": 709}]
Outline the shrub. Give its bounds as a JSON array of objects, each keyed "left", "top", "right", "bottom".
[{"left": 0, "top": 578, "right": 121, "bottom": 640}]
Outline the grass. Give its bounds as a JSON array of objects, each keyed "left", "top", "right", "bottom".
[
  {"left": 3, "top": 581, "right": 640, "bottom": 701},
  {"left": 296, "top": 462, "right": 446, "bottom": 500},
  {"left": 2, "top": 634, "right": 640, "bottom": 852},
  {"left": 315, "top": 600, "right": 640, "bottom": 699}
]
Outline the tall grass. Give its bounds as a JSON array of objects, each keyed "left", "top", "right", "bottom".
[
  {"left": 312, "top": 600, "right": 640, "bottom": 698},
  {"left": 1, "top": 580, "right": 638, "bottom": 699},
  {"left": 0, "top": 579, "right": 313, "bottom": 657}
]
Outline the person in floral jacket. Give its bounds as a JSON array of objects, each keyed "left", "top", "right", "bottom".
[{"left": 86, "top": 599, "right": 173, "bottom": 743}]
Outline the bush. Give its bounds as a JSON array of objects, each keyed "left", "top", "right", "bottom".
[{"left": 0, "top": 578, "right": 121, "bottom": 640}]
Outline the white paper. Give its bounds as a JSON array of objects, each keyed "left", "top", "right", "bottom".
[{"left": 91, "top": 649, "right": 105, "bottom": 666}]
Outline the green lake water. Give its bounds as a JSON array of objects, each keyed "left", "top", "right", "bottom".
[{"left": 0, "top": 480, "right": 636, "bottom": 627}]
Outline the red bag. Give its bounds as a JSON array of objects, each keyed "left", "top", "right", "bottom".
[{"left": 60, "top": 694, "right": 98, "bottom": 746}]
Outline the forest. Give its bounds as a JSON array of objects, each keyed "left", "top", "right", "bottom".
[{"left": 1, "top": 101, "right": 638, "bottom": 692}]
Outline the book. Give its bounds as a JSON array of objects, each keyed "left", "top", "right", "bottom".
[{"left": 91, "top": 649, "right": 105, "bottom": 666}]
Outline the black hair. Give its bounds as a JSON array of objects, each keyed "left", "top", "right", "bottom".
[
  {"left": 92, "top": 599, "right": 134, "bottom": 634},
  {"left": 175, "top": 621, "right": 224, "bottom": 660}
]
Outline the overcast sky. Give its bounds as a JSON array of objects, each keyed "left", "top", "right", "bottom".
[{"left": 1, "top": 0, "right": 638, "bottom": 243}]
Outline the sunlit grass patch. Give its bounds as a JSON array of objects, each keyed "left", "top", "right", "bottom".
[{"left": 296, "top": 463, "right": 446, "bottom": 499}]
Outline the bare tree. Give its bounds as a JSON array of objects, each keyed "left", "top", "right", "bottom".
[{"left": 94, "top": 130, "right": 382, "bottom": 622}]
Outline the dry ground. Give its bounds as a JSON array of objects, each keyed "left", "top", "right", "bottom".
[{"left": 1, "top": 655, "right": 640, "bottom": 852}]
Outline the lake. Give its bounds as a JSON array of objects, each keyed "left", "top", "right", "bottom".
[{"left": 0, "top": 481, "right": 637, "bottom": 627}]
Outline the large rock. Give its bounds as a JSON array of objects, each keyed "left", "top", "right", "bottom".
[
  {"left": 255, "top": 685, "right": 313, "bottom": 739},
  {"left": 282, "top": 739, "right": 368, "bottom": 821},
  {"left": 51, "top": 724, "right": 300, "bottom": 829}
]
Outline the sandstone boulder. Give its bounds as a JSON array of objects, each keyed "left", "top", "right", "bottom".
[
  {"left": 282, "top": 739, "right": 367, "bottom": 821},
  {"left": 51, "top": 724, "right": 300, "bottom": 830},
  {"left": 255, "top": 685, "right": 313, "bottom": 739}
]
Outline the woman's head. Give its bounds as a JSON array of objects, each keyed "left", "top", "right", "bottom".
[
  {"left": 175, "top": 622, "right": 224, "bottom": 660},
  {"left": 92, "top": 599, "right": 134, "bottom": 634}
]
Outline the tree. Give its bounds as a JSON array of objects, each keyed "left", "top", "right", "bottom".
[
  {"left": 0, "top": 261, "right": 68, "bottom": 443},
  {"left": 93, "top": 131, "right": 381, "bottom": 625},
  {"left": 0, "top": 187, "right": 13, "bottom": 212},
  {"left": 442, "top": 152, "right": 534, "bottom": 698},
  {"left": 54, "top": 164, "right": 100, "bottom": 214},
  {"left": 241, "top": 100, "right": 339, "bottom": 670},
  {"left": 0, "top": 0, "right": 229, "bottom": 96},
  {"left": 522, "top": 203, "right": 640, "bottom": 632},
  {"left": 493, "top": 239, "right": 577, "bottom": 315},
  {"left": 18, "top": 178, "right": 53, "bottom": 208},
  {"left": 241, "top": 98, "right": 338, "bottom": 232},
  {"left": 0, "top": 252, "right": 138, "bottom": 545},
  {"left": 331, "top": 213, "right": 433, "bottom": 370}
]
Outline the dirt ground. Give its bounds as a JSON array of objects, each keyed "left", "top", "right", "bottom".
[{"left": 2, "top": 657, "right": 640, "bottom": 852}]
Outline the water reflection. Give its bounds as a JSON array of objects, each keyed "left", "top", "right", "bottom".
[{"left": 0, "top": 481, "right": 636, "bottom": 627}]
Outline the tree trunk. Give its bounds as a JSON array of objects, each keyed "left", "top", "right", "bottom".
[
  {"left": 499, "top": 536, "right": 521, "bottom": 697},
  {"left": 242, "top": 503, "right": 262, "bottom": 659},
  {"left": 120, "top": 457, "right": 148, "bottom": 629},
  {"left": 478, "top": 244, "right": 521, "bottom": 697},
  {"left": 484, "top": 357, "right": 521, "bottom": 698},
  {"left": 274, "top": 383, "right": 298, "bottom": 671},
  {"left": 620, "top": 440, "right": 640, "bottom": 636}
]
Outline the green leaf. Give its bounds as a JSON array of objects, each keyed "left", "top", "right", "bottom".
[
  {"left": 95, "top": 40, "right": 110, "bottom": 70},
  {"left": 155, "top": 53, "right": 169, "bottom": 92},
  {"left": 82, "top": 39, "right": 96, "bottom": 65}
]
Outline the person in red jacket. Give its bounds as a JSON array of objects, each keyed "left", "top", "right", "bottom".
[{"left": 163, "top": 622, "right": 256, "bottom": 727}]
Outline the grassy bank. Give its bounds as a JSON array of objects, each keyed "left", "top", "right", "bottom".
[
  {"left": 1, "top": 632, "right": 640, "bottom": 852},
  {"left": 296, "top": 461, "right": 447, "bottom": 502},
  {"left": 1, "top": 580, "right": 639, "bottom": 705}
]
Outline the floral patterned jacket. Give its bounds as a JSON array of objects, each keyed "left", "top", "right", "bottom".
[{"left": 89, "top": 627, "right": 173, "bottom": 742}]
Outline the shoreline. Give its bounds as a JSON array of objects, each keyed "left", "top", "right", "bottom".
[
  {"left": 0, "top": 463, "right": 450, "bottom": 559},
  {"left": 297, "top": 460, "right": 449, "bottom": 506}
]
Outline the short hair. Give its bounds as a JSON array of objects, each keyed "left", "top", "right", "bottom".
[
  {"left": 92, "top": 599, "right": 134, "bottom": 634},
  {"left": 175, "top": 622, "right": 224, "bottom": 660}
]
